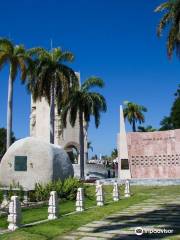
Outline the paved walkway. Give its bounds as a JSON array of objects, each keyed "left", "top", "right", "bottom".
[{"left": 61, "top": 195, "right": 180, "bottom": 240}]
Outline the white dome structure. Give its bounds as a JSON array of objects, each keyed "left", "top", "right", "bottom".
[{"left": 0, "top": 137, "right": 74, "bottom": 190}]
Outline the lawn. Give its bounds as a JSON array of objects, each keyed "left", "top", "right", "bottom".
[{"left": 1, "top": 185, "right": 180, "bottom": 240}]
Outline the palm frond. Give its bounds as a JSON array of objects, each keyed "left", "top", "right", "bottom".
[
  {"left": 0, "top": 38, "right": 13, "bottom": 54},
  {"left": 82, "top": 77, "right": 104, "bottom": 91},
  {"left": 154, "top": 2, "right": 169, "bottom": 12}
]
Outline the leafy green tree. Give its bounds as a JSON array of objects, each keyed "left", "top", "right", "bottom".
[
  {"left": 61, "top": 77, "right": 107, "bottom": 179},
  {"left": 159, "top": 116, "right": 174, "bottom": 130},
  {"left": 0, "top": 128, "right": 16, "bottom": 158},
  {"left": 0, "top": 38, "right": 27, "bottom": 149},
  {"left": 159, "top": 85, "right": 180, "bottom": 130},
  {"left": 138, "top": 125, "right": 156, "bottom": 132},
  {"left": 111, "top": 148, "right": 118, "bottom": 159},
  {"left": 123, "top": 101, "right": 147, "bottom": 132},
  {"left": 155, "top": 0, "right": 180, "bottom": 58},
  {"left": 171, "top": 85, "right": 180, "bottom": 128},
  {"left": 27, "top": 47, "right": 78, "bottom": 143}
]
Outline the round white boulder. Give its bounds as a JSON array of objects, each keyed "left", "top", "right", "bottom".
[{"left": 0, "top": 137, "right": 74, "bottom": 190}]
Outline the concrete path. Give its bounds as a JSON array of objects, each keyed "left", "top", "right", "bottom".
[{"left": 61, "top": 195, "right": 180, "bottom": 240}]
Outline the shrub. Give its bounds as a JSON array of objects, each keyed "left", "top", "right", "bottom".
[{"left": 31, "top": 177, "right": 83, "bottom": 202}]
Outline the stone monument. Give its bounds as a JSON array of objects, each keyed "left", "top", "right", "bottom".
[
  {"left": 48, "top": 191, "right": 59, "bottom": 220},
  {"left": 117, "top": 105, "right": 180, "bottom": 179},
  {"left": 124, "top": 180, "right": 130, "bottom": 198},
  {"left": 117, "top": 105, "right": 131, "bottom": 179},
  {"left": 96, "top": 181, "right": 104, "bottom": 206},
  {"left": 76, "top": 188, "right": 84, "bottom": 212},
  {"left": 30, "top": 72, "right": 88, "bottom": 167},
  {"left": 0, "top": 137, "right": 74, "bottom": 190},
  {"left": 8, "top": 196, "right": 21, "bottom": 231},
  {"left": 113, "top": 182, "right": 119, "bottom": 201}
]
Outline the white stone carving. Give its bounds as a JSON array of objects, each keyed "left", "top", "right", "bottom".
[
  {"left": 48, "top": 191, "right": 59, "bottom": 220},
  {"left": 7, "top": 196, "right": 21, "bottom": 231},
  {"left": 76, "top": 188, "right": 84, "bottom": 212},
  {"left": 113, "top": 182, "right": 119, "bottom": 201},
  {"left": 124, "top": 180, "right": 130, "bottom": 198},
  {"left": 96, "top": 181, "right": 104, "bottom": 206}
]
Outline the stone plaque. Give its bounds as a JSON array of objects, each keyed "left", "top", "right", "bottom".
[{"left": 14, "top": 156, "right": 27, "bottom": 171}]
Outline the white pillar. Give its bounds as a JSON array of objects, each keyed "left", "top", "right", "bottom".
[
  {"left": 76, "top": 188, "right": 84, "bottom": 212},
  {"left": 48, "top": 191, "right": 59, "bottom": 220},
  {"left": 8, "top": 196, "right": 21, "bottom": 231},
  {"left": 113, "top": 182, "right": 119, "bottom": 201},
  {"left": 96, "top": 182, "right": 104, "bottom": 206},
  {"left": 1, "top": 190, "right": 9, "bottom": 208},
  {"left": 124, "top": 180, "right": 130, "bottom": 198}
]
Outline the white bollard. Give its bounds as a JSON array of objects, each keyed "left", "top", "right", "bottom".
[
  {"left": 48, "top": 191, "right": 59, "bottom": 220},
  {"left": 76, "top": 188, "right": 84, "bottom": 212},
  {"left": 7, "top": 196, "right": 21, "bottom": 231},
  {"left": 1, "top": 190, "right": 9, "bottom": 208},
  {"left": 124, "top": 180, "right": 130, "bottom": 198},
  {"left": 96, "top": 182, "right": 104, "bottom": 206},
  {"left": 113, "top": 182, "right": 119, "bottom": 201}
]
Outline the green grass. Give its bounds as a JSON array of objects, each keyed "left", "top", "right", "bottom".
[{"left": 1, "top": 185, "right": 180, "bottom": 240}]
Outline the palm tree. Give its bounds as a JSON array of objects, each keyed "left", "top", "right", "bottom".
[
  {"left": 155, "top": 0, "right": 180, "bottom": 58},
  {"left": 61, "top": 77, "right": 107, "bottom": 179},
  {"left": 0, "top": 38, "right": 27, "bottom": 149},
  {"left": 138, "top": 125, "right": 156, "bottom": 132},
  {"left": 27, "top": 47, "right": 78, "bottom": 143},
  {"left": 123, "top": 101, "right": 147, "bottom": 132}
]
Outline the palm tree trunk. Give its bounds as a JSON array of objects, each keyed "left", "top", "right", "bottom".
[
  {"left": 50, "top": 82, "right": 55, "bottom": 144},
  {"left": 6, "top": 67, "right": 13, "bottom": 150},
  {"left": 79, "top": 111, "right": 85, "bottom": 179},
  {"left": 132, "top": 119, "right": 136, "bottom": 132}
]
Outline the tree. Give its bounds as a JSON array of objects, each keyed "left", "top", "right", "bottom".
[
  {"left": 155, "top": 0, "right": 180, "bottom": 58},
  {"left": 159, "top": 116, "right": 174, "bottom": 130},
  {"left": 27, "top": 47, "right": 78, "bottom": 143},
  {"left": 61, "top": 77, "right": 107, "bottom": 179},
  {"left": 0, "top": 38, "right": 27, "bottom": 149},
  {"left": 0, "top": 128, "right": 16, "bottom": 158},
  {"left": 138, "top": 125, "right": 156, "bottom": 132},
  {"left": 87, "top": 141, "right": 93, "bottom": 152},
  {"left": 111, "top": 148, "right": 118, "bottom": 160},
  {"left": 170, "top": 85, "right": 180, "bottom": 128},
  {"left": 159, "top": 85, "right": 180, "bottom": 130},
  {"left": 123, "top": 101, "right": 147, "bottom": 132}
]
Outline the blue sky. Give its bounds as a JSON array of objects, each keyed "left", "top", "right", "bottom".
[{"left": 0, "top": 0, "right": 180, "bottom": 156}]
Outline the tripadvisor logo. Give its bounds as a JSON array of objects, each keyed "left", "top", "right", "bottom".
[
  {"left": 135, "top": 227, "right": 174, "bottom": 235},
  {"left": 135, "top": 227, "right": 143, "bottom": 236}
]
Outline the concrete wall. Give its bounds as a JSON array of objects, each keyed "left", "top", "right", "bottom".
[{"left": 127, "top": 129, "right": 180, "bottom": 179}]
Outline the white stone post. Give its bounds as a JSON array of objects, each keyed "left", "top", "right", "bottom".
[
  {"left": 96, "top": 182, "right": 104, "bottom": 206},
  {"left": 23, "top": 191, "right": 28, "bottom": 204},
  {"left": 48, "top": 191, "right": 59, "bottom": 220},
  {"left": 1, "top": 190, "right": 9, "bottom": 208},
  {"left": 76, "top": 188, "right": 84, "bottom": 212},
  {"left": 7, "top": 196, "right": 21, "bottom": 231},
  {"left": 113, "top": 182, "right": 119, "bottom": 201},
  {"left": 124, "top": 180, "right": 130, "bottom": 198}
]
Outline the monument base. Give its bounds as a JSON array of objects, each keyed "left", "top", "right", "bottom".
[{"left": 118, "top": 170, "right": 131, "bottom": 179}]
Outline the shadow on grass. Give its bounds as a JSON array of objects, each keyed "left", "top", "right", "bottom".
[{"left": 91, "top": 203, "right": 180, "bottom": 240}]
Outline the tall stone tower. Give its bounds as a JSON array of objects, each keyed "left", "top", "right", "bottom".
[
  {"left": 30, "top": 73, "right": 88, "bottom": 165},
  {"left": 117, "top": 105, "right": 131, "bottom": 179}
]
